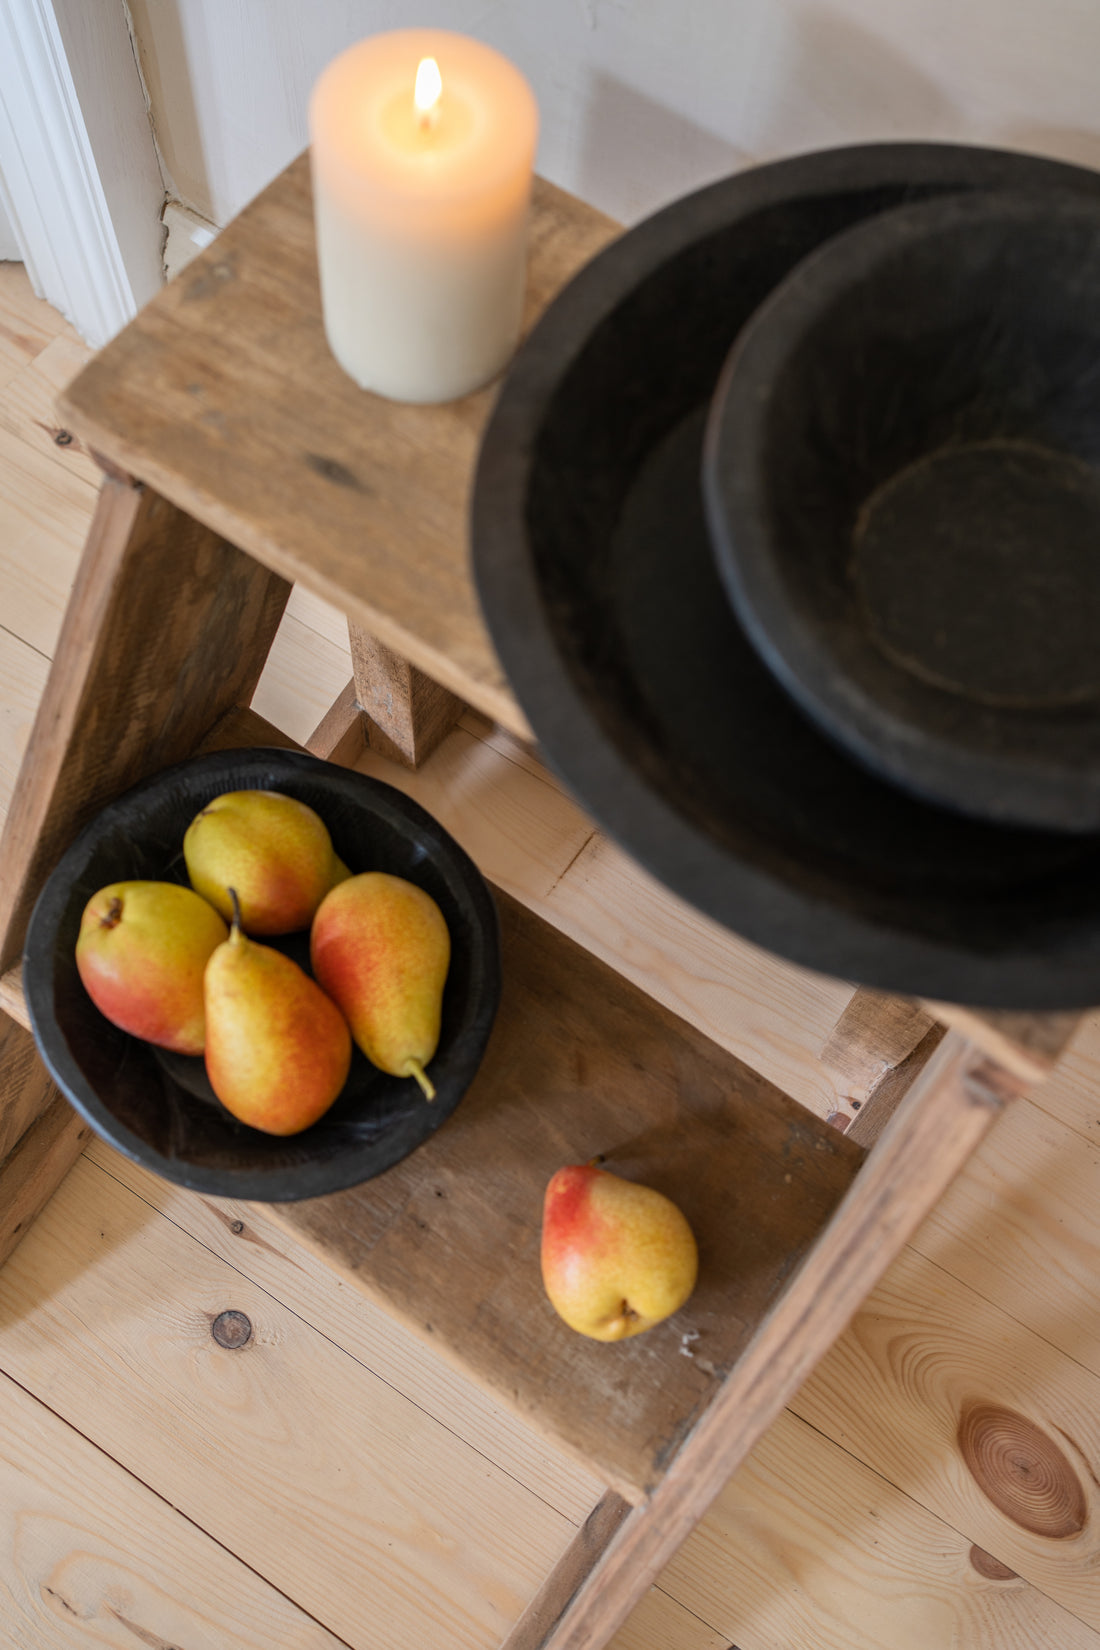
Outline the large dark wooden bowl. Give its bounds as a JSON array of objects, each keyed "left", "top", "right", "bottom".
[
  {"left": 473, "top": 143, "right": 1100, "bottom": 1008},
  {"left": 23, "top": 749, "right": 500, "bottom": 1200},
  {"left": 705, "top": 189, "right": 1100, "bottom": 833}
]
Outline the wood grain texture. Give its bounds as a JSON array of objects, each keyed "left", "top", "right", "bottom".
[
  {"left": 0, "top": 1153, "right": 578, "bottom": 1650},
  {"left": 0, "top": 478, "right": 291, "bottom": 972},
  {"left": 306, "top": 676, "right": 369, "bottom": 766},
  {"left": 0, "top": 1094, "right": 90, "bottom": 1268},
  {"left": 58, "top": 154, "right": 619, "bottom": 735},
  {"left": 821, "top": 989, "right": 940, "bottom": 1132},
  {"left": 846, "top": 1026, "right": 947, "bottom": 1149},
  {"left": 791, "top": 1244, "right": 1100, "bottom": 1627},
  {"left": 354, "top": 717, "right": 598, "bottom": 903},
  {"left": 658, "top": 1405, "right": 1100, "bottom": 1650},
  {"left": 1028, "top": 1006, "right": 1100, "bottom": 1147},
  {"left": 0, "top": 1013, "right": 55, "bottom": 1164},
  {"left": 923, "top": 1001, "right": 1083, "bottom": 1084},
  {"left": 521, "top": 1035, "right": 1009, "bottom": 1650},
  {"left": 285, "top": 580, "right": 352, "bottom": 652},
  {"left": 0, "top": 419, "right": 95, "bottom": 657},
  {"left": 502, "top": 1495, "right": 634, "bottom": 1650},
  {"left": 0, "top": 260, "right": 67, "bottom": 381},
  {"left": 250, "top": 604, "right": 353, "bottom": 745},
  {"left": 87, "top": 1135, "right": 605, "bottom": 1526},
  {"left": 0, "top": 966, "right": 28, "bottom": 1031},
  {"left": 0, "top": 330, "right": 101, "bottom": 489},
  {"left": 606, "top": 1588, "right": 730, "bottom": 1650},
  {"left": 349, "top": 623, "right": 464, "bottom": 767},
  {"left": 271, "top": 886, "right": 865, "bottom": 1503},
  {"left": 0, "top": 622, "right": 49, "bottom": 827},
  {"left": 909, "top": 1093, "right": 1100, "bottom": 1384},
  {"left": 347, "top": 726, "right": 855, "bottom": 1120},
  {"left": 0, "top": 1365, "right": 350, "bottom": 1650}
]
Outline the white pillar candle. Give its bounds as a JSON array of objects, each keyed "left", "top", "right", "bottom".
[{"left": 310, "top": 30, "right": 538, "bottom": 403}]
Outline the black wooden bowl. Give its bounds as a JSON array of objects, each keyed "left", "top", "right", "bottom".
[
  {"left": 23, "top": 749, "right": 500, "bottom": 1200},
  {"left": 474, "top": 143, "right": 1100, "bottom": 1008},
  {"left": 705, "top": 190, "right": 1100, "bottom": 832}
]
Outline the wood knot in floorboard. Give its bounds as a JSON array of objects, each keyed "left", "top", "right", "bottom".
[
  {"left": 968, "top": 1544, "right": 1019, "bottom": 1580},
  {"left": 957, "top": 1401, "right": 1087, "bottom": 1538}
]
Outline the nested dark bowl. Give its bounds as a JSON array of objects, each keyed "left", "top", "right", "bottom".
[
  {"left": 705, "top": 189, "right": 1100, "bottom": 832},
  {"left": 474, "top": 141, "right": 1100, "bottom": 1008},
  {"left": 23, "top": 748, "right": 500, "bottom": 1200}
]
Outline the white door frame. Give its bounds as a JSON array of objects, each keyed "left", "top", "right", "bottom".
[
  {"left": 0, "top": 0, "right": 165, "bottom": 345},
  {"left": 0, "top": 182, "right": 20, "bottom": 259}
]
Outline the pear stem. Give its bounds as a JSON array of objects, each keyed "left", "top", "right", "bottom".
[
  {"left": 227, "top": 886, "right": 243, "bottom": 940},
  {"left": 407, "top": 1059, "right": 436, "bottom": 1102}
]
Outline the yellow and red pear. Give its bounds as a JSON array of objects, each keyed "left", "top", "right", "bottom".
[
  {"left": 204, "top": 896, "right": 352, "bottom": 1135},
  {"left": 310, "top": 872, "right": 450, "bottom": 1100},
  {"left": 540, "top": 1163, "right": 698, "bottom": 1341},
  {"left": 184, "top": 789, "right": 341, "bottom": 935},
  {"left": 75, "top": 880, "right": 228, "bottom": 1055}
]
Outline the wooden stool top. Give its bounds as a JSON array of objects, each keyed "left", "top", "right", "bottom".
[
  {"left": 59, "top": 153, "right": 619, "bottom": 738},
  {"left": 54, "top": 155, "right": 1084, "bottom": 1083}
]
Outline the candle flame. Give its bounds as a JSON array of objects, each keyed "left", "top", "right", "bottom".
[{"left": 414, "top": 57, "right": 442, "bottom": 124}]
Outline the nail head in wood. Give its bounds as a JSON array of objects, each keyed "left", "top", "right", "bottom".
[{"left": 211, "top": 1309, "right": 253, "bottom": 1350}]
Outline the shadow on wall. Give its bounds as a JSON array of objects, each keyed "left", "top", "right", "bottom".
[
  {"left": 748, "top": 5, "right": 961, "bottom": 157},
  {"left": 572, "top": 5, "right": 964, "bottom": 227},
  {"left": 576, "top": 72, "right": 751, "bottom": 226},
  {"left": 1002, "top": 126, "right": 1100, "bottom": 175}
]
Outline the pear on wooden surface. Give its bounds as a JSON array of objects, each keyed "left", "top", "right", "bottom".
[
  {"left": 184, "top": 789, "right": 342, "bottom": 935},
  {"left": 75, "top": 881, "right": 228, "bottom": 1055},
  {"left": 541, "top": 1163, "right": 698, "bottom": 1341},
  {"left": 204, "top": 892, "right": 352, "bottom": 1135},
  {"left": 311, "top": 872, "right": 450, "bottom": 1100}
]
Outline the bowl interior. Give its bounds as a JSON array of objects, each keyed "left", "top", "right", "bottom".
[
  {"left": 24, "top": 749, "right": 500, "bottom": 1200},
  {"left": 707, "top": 190, "right": 1100, "bottom": 828}
]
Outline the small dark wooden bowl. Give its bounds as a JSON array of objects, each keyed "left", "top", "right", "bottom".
[
  {"left": 705, "top": 190, "right": 1100, "bottom": 832},
  {"left": 23, "top": 749, "right": 500, "bottom": 1201}
]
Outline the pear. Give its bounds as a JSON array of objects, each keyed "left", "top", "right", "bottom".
[
  {"left": 311, "top": 872, "right": 450, "bottom": 1100},
  {"left": 204, "top": 891, "right": 352, "bottom": 1135},
  {"left": 540, "top": 1163, "right": 698, "bottom": 1341},
  {"left": 184, "top": 789, "right": 342, "bottom": 935},
  {"left": 75, "top": 880, "right": 228, "bottom": 1055}
]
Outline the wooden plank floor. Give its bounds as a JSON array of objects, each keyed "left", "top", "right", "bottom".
[{"left": 2, "top": 260, "right": 1100, "bottom": 1649}]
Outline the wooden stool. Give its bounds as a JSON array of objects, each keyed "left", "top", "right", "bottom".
[{"left": 0, "top": 152, "right": 1081, "bottom": 1650}]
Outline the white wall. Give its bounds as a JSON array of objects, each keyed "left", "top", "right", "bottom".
[{"left": 128, "top": 0, "right": 1100, "bottom": 230}]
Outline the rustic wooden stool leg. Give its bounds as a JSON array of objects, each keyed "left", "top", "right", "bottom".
[
  {"left": 820, "top": 988, "right": 943, "bottom": 1143},
  {"left": 346, "top": 621, "right": 465, "bottom": 767},
  {"left": 500, "top": 1033, "right": 1014, "bottom": 1650},
  {"left": 0, "top": 471, "right": 292, "bottom": 1261}
]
